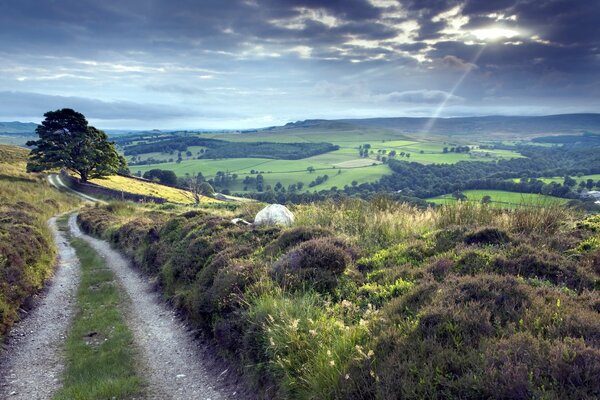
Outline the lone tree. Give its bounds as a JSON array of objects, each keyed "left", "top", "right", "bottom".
[{"left": 26, "top": 108, "right": 126, "bottom": 182}]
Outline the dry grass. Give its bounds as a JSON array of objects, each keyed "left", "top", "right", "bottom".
[
  {"left": 294, "top": 198, "right": 577, "bottom": 252},
  {"left": 88, "top": 175, "right": 221, "bottom": 204}
]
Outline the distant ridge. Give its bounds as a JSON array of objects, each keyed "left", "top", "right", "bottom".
[
  {"left": 0, "top": 121, "right": 38, "bottom": 134},
  {"left": 339, "top": 113, "right": 600, "bottom": 135}
]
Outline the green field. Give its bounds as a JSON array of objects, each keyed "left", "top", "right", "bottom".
[
  {"left": 427, "top": 190, "right": 569, "bottom": 208},
  {"left": 510, "top": 174, "right": 600, "bottom": 185},
  {"left": 127, "top": 127, "right": 524, "bottom": 193}
]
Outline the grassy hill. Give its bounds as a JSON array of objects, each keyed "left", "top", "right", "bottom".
[
  {"left": 78, "top": 197, "right": 600, "bottom": 399},
  {"left": 0, "top": 145, "right": 80, "bottom": 338},
  {"left": 88, "top": 175, "right": 220, "bottom": 204}
]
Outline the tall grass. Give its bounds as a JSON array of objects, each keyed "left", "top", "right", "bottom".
[
  {"left": 245, "top": 287, "right": 371, "bottom": 399},
  {"left": 295, "top": 198, "right": 576, "bottom": 252},
  {"left": 294, "top": 198, "right": 436, "bottom": 250}
]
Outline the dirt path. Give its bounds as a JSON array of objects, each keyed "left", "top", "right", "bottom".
[
  {"left": 68, "top": 214, "right": 241, "bottom": 399},
  {"left": 0, "top": 217, "right": 81, "bottom": 400}
]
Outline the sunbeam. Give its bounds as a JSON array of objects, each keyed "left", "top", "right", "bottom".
[{"left": 423, "top": 45, "right": 487, "bottom": 133}]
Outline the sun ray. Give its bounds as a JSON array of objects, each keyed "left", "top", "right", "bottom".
[{"left": 423, "top": 45, "right": 486, "bottom": 133}]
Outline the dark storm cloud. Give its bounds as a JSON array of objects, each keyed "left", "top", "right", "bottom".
[{"left": 0, "top": 0, "right": 598, "bottom": 126}]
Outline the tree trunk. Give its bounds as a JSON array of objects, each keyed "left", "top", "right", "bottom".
[{"left": 79, "top": 170, "right": 88, "bottom": 183}]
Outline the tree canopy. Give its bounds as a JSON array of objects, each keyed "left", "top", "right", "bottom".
[{"left": 26, "top": 108, "right": 126, "bottom": 182}]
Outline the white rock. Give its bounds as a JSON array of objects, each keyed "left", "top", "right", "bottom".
[{"left": 254, "top": 204, "right": 294, "bottom": 226}]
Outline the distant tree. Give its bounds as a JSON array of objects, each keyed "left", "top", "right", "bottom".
[
  {"left": 307, "top": 166, "right": 315, "bottom": 173},
  {"left": 443, "top": 147, "right": 449, "bottom": 153},
  {"left": 185, "top": 151, "right": 192, "bottom": 157},
  {"left": 586, "top": 179, "right": 594, "bottom": 189},
  {"left": 452, "top": 191, "right": 467, "bottom": 201},
  {"left": 481, "top": 195, "right": 492, "bottom": 204},
  {"left": 26, "top": 108, "right": 126, "bottom": 182},
  {"left": 143, "top": 169, "right": 178, "bottom": 186},
  {"left": 297, "top": 181, "right": 304, "bottom": 190},
  {"left": 563, "top": 176, "right": 577, "bottom": 187}
]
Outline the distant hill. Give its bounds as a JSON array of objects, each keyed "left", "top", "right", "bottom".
[
  {"left": 337, "top": 114, "right": 600, "bottom": 136},
  {"left": 0, "top": 121, "right": 38, "bottom": 134}
]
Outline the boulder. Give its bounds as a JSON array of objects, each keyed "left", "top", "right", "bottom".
[{"left": 254, "top": 204, "right": 294, "bottom": 226}]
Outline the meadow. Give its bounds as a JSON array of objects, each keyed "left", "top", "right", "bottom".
[{"left": 427, "top": 189, "right": 568, "bottom": 208}]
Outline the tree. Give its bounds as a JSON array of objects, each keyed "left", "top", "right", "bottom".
[
  {"left": 452, "top": 191, "right": 467, "bottom": 201},
  {"left": 143, "top": 169, "right": 178, "bottom": 186},
  {"left": 27, "top": 109, "right": 126, "bottom": 182},
  {"left": 184, "top": 174, "right": 214, "bottom": 204},
  {"left": 481, "top": 195, "right": 492, "bottom": 204},
  {"left": 307, "top": 166, "right": 315, "bottom": 173}
]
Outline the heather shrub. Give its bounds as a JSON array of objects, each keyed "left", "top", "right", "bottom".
[
  {"left": 271, "top": 238, "right": 353, "bottom": 293},
  {"left": 264, "top": 226, "right": 333, "bottom": 256},
  {"left": 76, "top": 198, "right": 600, "bottom": 399},
  {"left": 464, "top": 226, "right": 511, "bottom": 246}
]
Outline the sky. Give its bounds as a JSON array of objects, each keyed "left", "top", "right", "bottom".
[{"left": 0, "top": 0, "right": 599, "bottom": 129}]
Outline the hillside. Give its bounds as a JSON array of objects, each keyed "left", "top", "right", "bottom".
[
  {"left": 339, "top": 114, "right": 600, "bottom": 136},
  {"left": 0, "top": 145, "right": 80, "bottom": 338},
  {"left": 78, "top": 197, "right": 600, "bottom": 399},
  {"left": 0, "top": 121, "right": 37, "bottom": 135}
]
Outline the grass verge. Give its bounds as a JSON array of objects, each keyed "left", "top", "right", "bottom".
[{"left": 53, "top": 217, "right": 143, "bottom": 400}]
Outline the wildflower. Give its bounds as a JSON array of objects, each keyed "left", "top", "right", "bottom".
[
  {"left": 270, "top": 337, "right": 275, "bottom": 346},
  {"left": 327, "top": 349, "right": 332, "bottom": 357},
  {"left": 329, "top": 360, "right": 335, "bottom": 366},
  {"left": 267, "top": 314, "right": 275, "bottom": 323},
  {"left": 345, "top": 374, "right": 350, "bottom": 380},
  {"left": 367, "top": 349, "right": 374, "bottom": 358},
  {"left": 309, "top": 329, "right": 317, "bottom": 336},
  {"left": 370, "top": 370, "right": 375, "bottom": 378},
  {"left": 290, "top": 319, "right": 299, "bottom": 330}
]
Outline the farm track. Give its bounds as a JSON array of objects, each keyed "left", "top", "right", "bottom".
[
  {"left": 68, "top": 214, "right": 246, "bottom": 399},
  {"left": 0, "top": 217, "right": 81, "bottom": 400}
]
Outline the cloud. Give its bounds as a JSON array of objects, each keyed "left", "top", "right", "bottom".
[
  {"left": 381, "top": 90, "right": 465, "bottom": 104},
  {"left": 0, "top": 91, "right": 192, "bottom": 121},
  {"left": 437, "top": 55, "right": 478, "bottom": 71},
  {"left": 0, "top": 0, "right": 597, "bottom": 126},
  {"left": 145, "top": 84, "right": 206, "bottom": 95}
]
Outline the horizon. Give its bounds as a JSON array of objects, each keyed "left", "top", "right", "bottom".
[
  {"left": 1, "top": 0, "right": 599, "bottom": 129},
  {"left": 6, "top": 112, "right": 600, "bottom": 133}
]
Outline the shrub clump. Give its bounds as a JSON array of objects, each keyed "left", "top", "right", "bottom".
[
  {"left": 271, "top": 238, "right": 353, "bottom": 293},
  {"left": 264, "top": 225, "right": 333, "bottom": 255},
  {"left": 464, "top": 226, "right": 511, "bottom": 246}
]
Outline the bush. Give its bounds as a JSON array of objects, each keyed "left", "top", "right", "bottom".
[
  {"left": 265, "top": 226, "right": 333, "bottom": 255},
  {"left": 272, "top": 238, "right": 353, "bottom": 293},
  {"left": 464, "top": 227, "right": 511, "bottom": 246}
]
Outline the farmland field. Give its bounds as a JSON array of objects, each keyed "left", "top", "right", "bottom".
[
  {"left": 427, "top": 189, "right": 568, "bottom": 208},
  {"left": 509, "top": 174, "right": 600, "bottom": 185},
  {"left": 126, "top": 127, "right": 524, "bottom": 193}
]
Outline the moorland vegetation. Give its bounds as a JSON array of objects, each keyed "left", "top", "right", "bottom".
[{"left": 78, "top": 196, "right": 600, "bottom": 399}]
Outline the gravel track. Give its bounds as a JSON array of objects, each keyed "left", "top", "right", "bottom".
[
  {"left": 0, "top": 217, "right": 81, "bottom": 400},
  {"left": 68, "top": 214, "right": 241, "bottom": 400}
]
